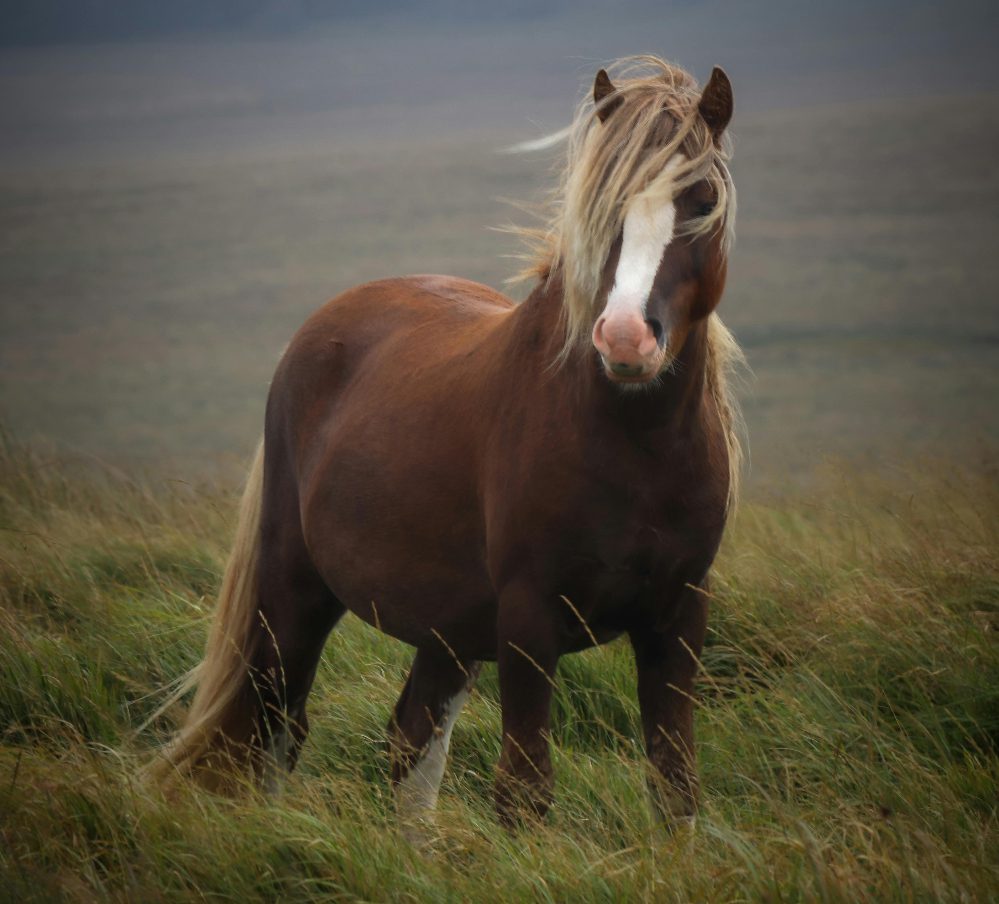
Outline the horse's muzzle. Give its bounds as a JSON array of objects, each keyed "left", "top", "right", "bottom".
[{"left": 592, "top": 312, "right": 662, "bottom": 382}]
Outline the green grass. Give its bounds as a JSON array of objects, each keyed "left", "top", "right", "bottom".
[{"left": 1, "top": 433, "right": 997, "bottom": 901}]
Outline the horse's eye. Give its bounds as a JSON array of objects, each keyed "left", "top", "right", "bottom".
[{"left": 696, "top": 199, "right": 716, "bottom": 218}]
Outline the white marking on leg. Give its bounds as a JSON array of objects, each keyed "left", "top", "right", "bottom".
[
  {"left": 395, "top": 685, "right": 471, "bottom": 828},
  {"left": 261, "top": 729, "right": 290, "bottom": 795}
]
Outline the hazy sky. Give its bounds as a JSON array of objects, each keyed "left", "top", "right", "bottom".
[
  {"left": 4, "top": 0, "right": 998, "bottom": 55},
  {"left": 2, "top": 0, "right": 997, "bottom": 166}
]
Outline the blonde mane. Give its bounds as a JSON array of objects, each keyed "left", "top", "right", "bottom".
[{"left": 513, "top": 55, "right": 744, "bottom": 507}]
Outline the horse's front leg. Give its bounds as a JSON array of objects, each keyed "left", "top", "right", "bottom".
[
  {"left": 629, "top": 581, "right": 709, "bottom": 829},
  {"left": 494, "top": 585, "right": 560, "bottom": 825}
]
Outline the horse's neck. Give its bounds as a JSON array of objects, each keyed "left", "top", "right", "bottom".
[{"left": 510, "top": 272, "right": 709, "bottom": 432}]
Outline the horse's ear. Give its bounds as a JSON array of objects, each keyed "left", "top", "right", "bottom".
[
  {"left": 698, "top": 66, "right": 733, "bottom": 140},
  {"left": 593, "top": 68, "right": 623, "bottom": 123}
]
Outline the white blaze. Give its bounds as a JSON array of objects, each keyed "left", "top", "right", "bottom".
[{"left": 603, "top": 155, "right": 685, "bottom": 324}]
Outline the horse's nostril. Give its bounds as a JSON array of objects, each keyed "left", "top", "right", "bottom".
[{"left": 646, "top": 317, "right": 664, "bottom": 346}]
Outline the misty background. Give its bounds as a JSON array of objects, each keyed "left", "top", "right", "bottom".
[{"left": 2, "top": 1, "right": 998, "bottom": 487}]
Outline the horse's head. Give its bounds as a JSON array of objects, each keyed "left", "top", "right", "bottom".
[{"left": 582, "top": 65, "right": 735, "bottom": 385}]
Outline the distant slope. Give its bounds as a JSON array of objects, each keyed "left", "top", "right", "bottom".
[{"left": 1, "top": 87, "right": 996, "bottom": 480}]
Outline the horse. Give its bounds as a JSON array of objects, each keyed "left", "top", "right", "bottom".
[{"left": 150, "top": 55, "right": 744, "bottom": 836}]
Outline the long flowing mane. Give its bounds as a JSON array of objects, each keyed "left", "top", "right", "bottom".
[{"left": 515, "top": 55, "right": 745, "bottom": 506}]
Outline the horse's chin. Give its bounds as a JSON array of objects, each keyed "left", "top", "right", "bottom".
[
  {"left": 606, "top": 371, "right": 657, "bottom": 389},
  {"left": 598, "top": 350, "right": 671, "bottom": 389}
]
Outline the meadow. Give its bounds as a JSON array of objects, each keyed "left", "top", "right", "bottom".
[{"left": 1, "top": 432, "right": 996, "bottom": 901}]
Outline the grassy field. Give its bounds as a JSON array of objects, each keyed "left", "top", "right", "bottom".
[{"left": 1, "top": 432, "right": 996, "bottom": 901}]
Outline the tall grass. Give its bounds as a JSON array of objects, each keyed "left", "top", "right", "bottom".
[{"left": 1, "top": 433, "right": 996, "bottom": 901}]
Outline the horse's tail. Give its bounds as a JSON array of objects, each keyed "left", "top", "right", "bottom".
[{"left": 145, "top": 440, "right": 266, "bottom": 790}]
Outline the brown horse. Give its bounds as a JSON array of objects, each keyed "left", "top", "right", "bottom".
[{"left": 151, "top": 55, "right": 744, "bottom": 834}]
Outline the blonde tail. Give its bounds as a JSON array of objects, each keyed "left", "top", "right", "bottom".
[{"left": 146, "top": 440, "right": 266, "bottom": 790}]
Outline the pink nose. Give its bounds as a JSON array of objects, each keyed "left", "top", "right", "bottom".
[{"left": 592, "top": 313, "right": 659, "bottom": 376}]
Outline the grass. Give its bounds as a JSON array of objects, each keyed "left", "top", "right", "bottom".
[{"left": 1, "top": 432, "right": 997, "bottom": 901}]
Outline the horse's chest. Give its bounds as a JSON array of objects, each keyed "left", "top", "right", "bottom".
[
  {"left": 560, "top": 498, "right": 716, "bottom": 632},
  {"left": 488, "top": 422, "right": 727, "bottom": 634},
  {"left": 589, "top": 518, "right": 693, "bottom": 595},
  {"left": 591, "top": 466, "right": 715, "bottom": 561}
]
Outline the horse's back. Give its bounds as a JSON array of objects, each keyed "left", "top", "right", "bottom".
[{"left": 290, "top": 275, "right": 512, "bottom": 356}]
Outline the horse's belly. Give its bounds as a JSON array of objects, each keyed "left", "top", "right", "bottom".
[
  {"left": 317, "top": 525, "right": 497, "bottom": 656},
  {"left": 300, "top": 427, "right": 498, "bottom": 657}
]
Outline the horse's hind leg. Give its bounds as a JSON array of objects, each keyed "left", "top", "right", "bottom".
[
  {"left": 252, "top": 556, "right": 346, "bottom": 792},
  {"left": 250, "top": 472, "right": 346, "bottom": 791},
  {"left": 388, "top": 646, "right": 480, "bottom": 841}
]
